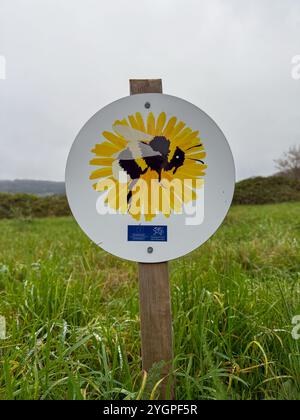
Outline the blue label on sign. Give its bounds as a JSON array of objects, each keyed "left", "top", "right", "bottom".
[{"left": 128, "top": 225, "right": 168, "bottom": 242}]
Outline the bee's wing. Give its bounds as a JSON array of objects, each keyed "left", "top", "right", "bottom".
[
  {"left": 138, "top": 142, "right": 162, "bottom": 158},
  {"left": 113, "top": 124, "right": 153, "bottom": 143},
  {"left": 113, "top": 124, "right": 161, "bottom": 160},
  {"left": 117, "top": 143, "right": 161, "bottom": 160}
]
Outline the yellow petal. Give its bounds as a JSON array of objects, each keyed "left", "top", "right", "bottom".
[
  {"left": 103, "top": 131, "right": 127, "bottom": 149},
  {"left": 91, "top": 142, "right": 119, "bottom": 157},
  {"left": 128, "top": 114, "right": 139, "bottom": 130},
  {"left": 107, "top": 184, "right": 118, "bottom": 210},
  {"left": 128, "top": 207, "right": 141, "bottom": 221},
  {"left": 185, "top": 147, "right": 205, "bottom": 156},
  {"left": 173, "top": 127, "right": 193, "bottom": 144},
  {"left": 176, "top": 165, "right": 207, "bottom": 178},
  {"left": 178, "top": 131, "right": 200, "bottom": 148},
  {"left": 135, "top": 112, "right": 146, "bottom": 132},
  {"left": 155, "top": 112, "right": 166, "bottom": 134},
  {"left": 163, "top": 116, "right": 177, "bottom": 138},
  {"left": 147, "top": 112, "right": 156, "bottom": 136},
  {"left": 145, "top": 213, "right": 156, "bottom": 222},
  {"left": 89, "top": 167, "right": 112, "bottom": 180},
  {"left": 113, "top": 118, "right": 129, "bottom": 126},
  {"left": 185, "top": 151, "right": 206, "bottom": 161},
  {"left": 93, "top": 177, "right": 114, "bottom": 191},
  {"left": 89, "top": 157, "right": 114, "bottom": 166},
  {"left": 170, "top": 121, "right": 185, "bottom": 139}
]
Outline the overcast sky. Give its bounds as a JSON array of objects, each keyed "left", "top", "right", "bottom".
[{"left": 0, "top": 0, "right": 299, "bottom": 181}]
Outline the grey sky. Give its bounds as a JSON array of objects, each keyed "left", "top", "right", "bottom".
[{"left": 0, "top": 0, "right": 299, "bottom": 181}]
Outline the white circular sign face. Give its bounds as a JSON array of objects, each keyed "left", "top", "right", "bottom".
[{"left": 66, "top": 94, "right": 235, "bottom": 263}]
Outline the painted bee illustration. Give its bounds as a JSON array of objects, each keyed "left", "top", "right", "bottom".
[{"left": 111, "top": 124, "right": 204, "bottom": 205}]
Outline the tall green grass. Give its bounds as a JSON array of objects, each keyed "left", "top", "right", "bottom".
[{"left": 0, "top": 203, "right": 300, "bottom": 400}]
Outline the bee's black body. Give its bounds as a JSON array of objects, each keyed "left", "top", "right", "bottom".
[
  {"left": 143, "top": 136, "right": 171, "bottom": 181},
  {"left": 119, "top": 136, "right": 186, "bottom": 182},
  {"left": 117, "top": 135, "right": 200, "bottom": 204},
  {"left": 118, "top": 152, "right": 146, "bottom": 180}
]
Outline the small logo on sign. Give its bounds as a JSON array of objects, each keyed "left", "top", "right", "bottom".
[
  {"left": 152, "top": 226, "right": 164, "bottom": 236},
  {"left": 128, "top": 225, "right": 167, "bottom": 242}
]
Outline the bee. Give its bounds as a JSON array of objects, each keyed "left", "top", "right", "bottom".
[{"left": 111, "top": 124, "right": 204, "bottom": 205}]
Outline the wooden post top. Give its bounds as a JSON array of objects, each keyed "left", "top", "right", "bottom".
[{"left": 129, "top": 79, "right": 162, "bottom": 95}]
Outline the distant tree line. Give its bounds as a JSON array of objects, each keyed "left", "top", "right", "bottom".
[
  {"left": 0, "top": 147, "right": 299, "bottom": 218},
  {"left": 233, "top": 175, "right": 300, "bottom": 205},
  {"left": 0, "top": 174, "right": 300, "bottom": 219},
  {"left": 0, "top": 193, "right": 70, "bottom": 219}
]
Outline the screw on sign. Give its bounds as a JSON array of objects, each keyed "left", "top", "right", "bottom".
[{"left": 65, "top": 79, "right": 235, "bottom": 399}]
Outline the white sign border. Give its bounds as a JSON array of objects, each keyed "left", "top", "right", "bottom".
[{"left": 65, "top": 94, "right": 235, "bottom": 263}]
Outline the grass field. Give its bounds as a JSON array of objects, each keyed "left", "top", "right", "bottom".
[{"left": 0, "top": 203, "right": 300, "bottom": 400}]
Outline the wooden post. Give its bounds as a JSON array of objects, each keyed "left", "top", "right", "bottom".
[
  {"left": 130, "top": 79, "right": 174, "bottom": 400},
  {"left": 130, "top": 79, "right": 162, "bottom": 95}
]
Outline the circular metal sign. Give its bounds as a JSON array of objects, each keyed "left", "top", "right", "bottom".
[{"left": 66, "top": 94, "right": 235, "bottom": 263}]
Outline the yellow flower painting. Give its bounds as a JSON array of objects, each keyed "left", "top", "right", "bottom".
[{"left": 89, "top": 112, "right": 207, "bottom": 221}]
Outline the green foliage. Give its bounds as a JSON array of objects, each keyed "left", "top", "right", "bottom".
[
  {"left": 1, "top": 174, "right": 300, "bottom": 222},
  {"left": 0, "top": 193, "right": 70, "bottom": 219},
  {"left": 233, "top": 176, "right": 300, "bottom": 205},
  {"left": 0, "top": 203, "right": 300, "bottom": 400}
]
